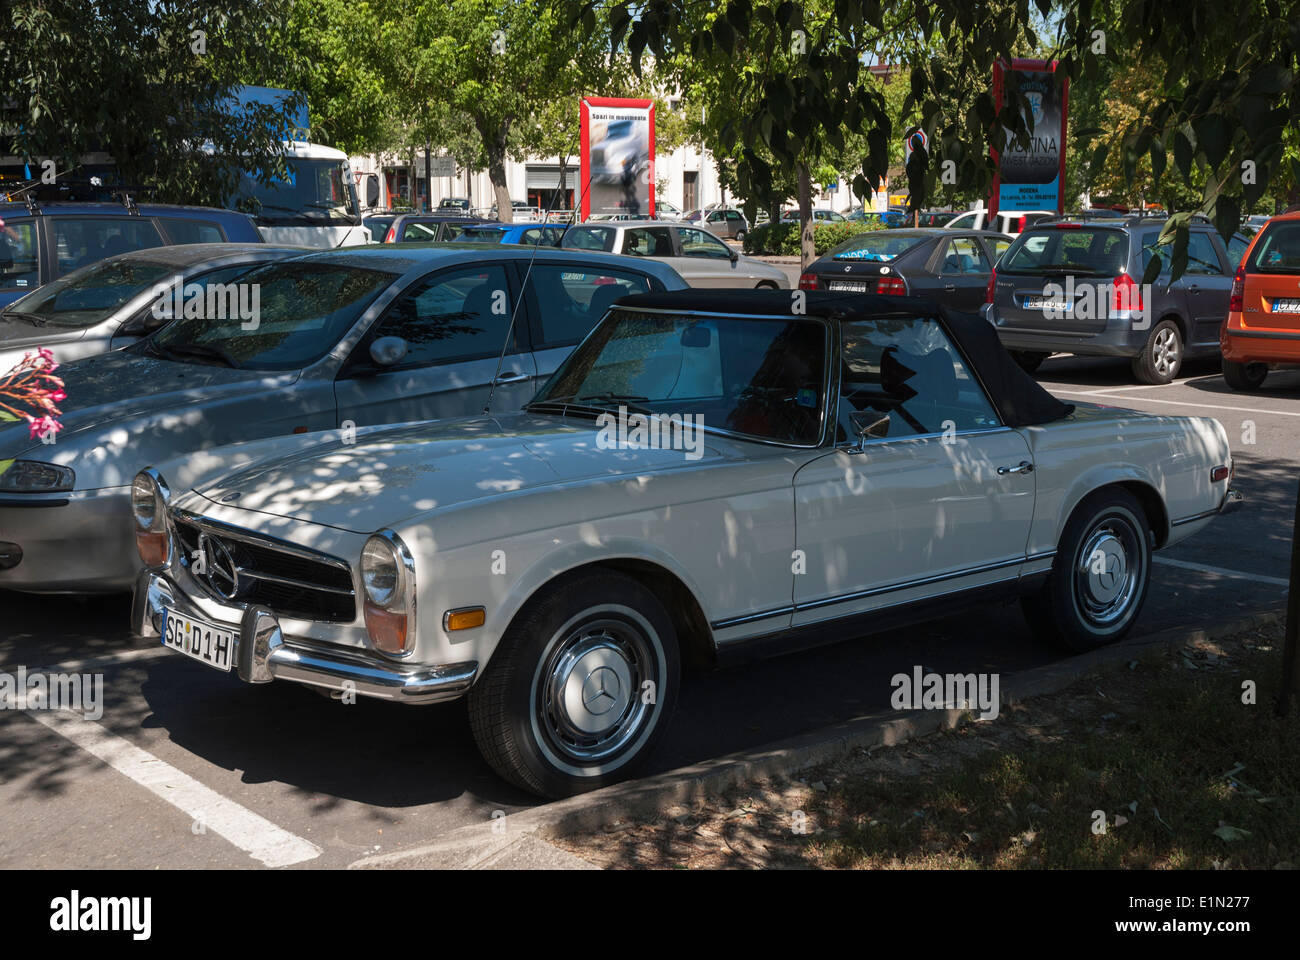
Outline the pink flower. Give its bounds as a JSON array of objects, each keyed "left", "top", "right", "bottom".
[{"left": 27, "top": 415, "right": 62, "bottom": 440}]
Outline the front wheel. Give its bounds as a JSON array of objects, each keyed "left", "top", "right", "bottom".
[
  {"left": 1222, "top": 359, "right": 1268, "bottom": 391},
  {"left": 1021, "top": 488, "right": 1153, "bottom": 652},
  {"left": 467, "top": 571, "right": 680, "bottom": 798},
  {"left": 735, "top": 229, "right": 747, "bottom": 243},
  {"left": 1131, "top": 319, "right": 1183, "bottom": 384},
  {"left": 755, "top": 280, "right": 779, "bottom": 290}
]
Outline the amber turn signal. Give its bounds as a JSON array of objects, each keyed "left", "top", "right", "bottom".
[{"left": 443, "top": 606, "right": 486, "bottom": 632}]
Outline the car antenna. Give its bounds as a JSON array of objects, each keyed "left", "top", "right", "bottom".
[{"left": 482, "top": 136, "right": 591, "bottom": 416}]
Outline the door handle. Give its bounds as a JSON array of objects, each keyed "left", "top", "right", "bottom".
[
  {"left": 1187, "top": 284, "right": 1200, "bottom": 294},
  {"left": 492, "top": 371, "right": 530, "bottom": 385},
  {"left": 944, "top": 283, "right": 956, "bottom": 292},
  {"left": 997, "top": 460, "right": 1034, "bottom": 475}
]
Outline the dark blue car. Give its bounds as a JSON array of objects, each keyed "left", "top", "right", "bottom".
[{"left": 0, "top": 200, "right": 262, "bottom": 307}]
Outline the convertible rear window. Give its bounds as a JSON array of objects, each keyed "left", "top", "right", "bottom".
[{"left": 532, "top": 308, "right": 829, "bottom": 445}]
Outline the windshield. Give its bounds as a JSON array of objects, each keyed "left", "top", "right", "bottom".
[
  {"left": 5, "top": 258, "right": 177, "bottom": 328},
  {"left": 147, "top": 261, "right": 396, "bottom": 370},
  {"left": 238, "top": 158, "right": 361, "bottom": 226},
  {"left": 530, "top": 308, "right": 828, "bottom": 446},
  {"left": 1000, "top": 227, "right": 1128, "bottom": 276},
  {"left": 830, "top": 233, "right": 926, "bottom": 262}
]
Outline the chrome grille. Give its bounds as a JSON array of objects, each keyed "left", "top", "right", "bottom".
[{"left": 172, "top": 511, "right": 356, "bottom": 623}]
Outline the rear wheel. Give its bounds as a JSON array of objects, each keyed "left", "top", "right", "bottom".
[
  {"left": 736, "top": 229, "right": 747, "bottom": 243},
  {"left": 1021, "top": 488, "right": 1153, "bottom": 653},
  {"left": 467, "top": 571, "right": 680, "bottom": 798},
  {"left": 1222, "top": 359, "right": 1268, "bottom": 391},
  {"left": 1009, "top": 350, "right": 1049, "bottom": 374},
  {"left": 1131, "top": 319, "right": 1183, "bottom": 384}
]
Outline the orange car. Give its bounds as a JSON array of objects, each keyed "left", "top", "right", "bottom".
[{"left": 1220, "top": 210, "right": 1300, "bottom": 390}]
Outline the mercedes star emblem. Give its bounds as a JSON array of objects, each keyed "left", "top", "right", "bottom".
[
  {"left": 581, "top": 666, "right": 621, "bottom": 716},
  {"left": 196, "top": 532, "right": 241, "bottom": 600}
]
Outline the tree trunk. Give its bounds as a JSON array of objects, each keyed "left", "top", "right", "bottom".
[
  {"left": 797, "top": 161, "right": 814, "bottom": 270},
  {"left": 424, "top": 141, "right": 431, "bottom": 213}
]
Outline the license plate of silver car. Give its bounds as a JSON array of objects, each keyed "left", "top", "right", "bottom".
[{"left": 162, "top": 607, "right": 235, "bottom": 672}]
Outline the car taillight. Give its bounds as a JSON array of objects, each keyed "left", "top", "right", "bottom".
[
  {"left": 1211, "top": 465, "right": 1230, "bottom": 483},
  {"left": 1014, "top": 216, "right": 1026, "bottom": 232},
  {"left": 383, "top": 226, "right": 396, "bottom": 243},
  {"left": 1054, "top": 222, "right": 1083, "bottom": 229},
  {"left": 1228, "top": 265, "right": 1245, "bottom": 313},
  {"left": 798, "top": 272, "right": 819, "bottom": 290},
  {"left": 986, "top": 268, "right": 997, "bottom": 304},
  {"left": 1112, "top": 273, "right": 1143, "bottom": 313},
  {"left": 877, "top": 276, "right": 906, "bottom": 296}
]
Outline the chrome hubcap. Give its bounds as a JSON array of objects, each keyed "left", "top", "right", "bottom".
[
  {"left": 1152, "top": 328, "right": 1179, "bottom": 377},
  {"left": 535, "top": 616, "right": 656, "bottom": 765},
  {"left": 1075, "top": 520, "right": 1142, "bottom": 626}
]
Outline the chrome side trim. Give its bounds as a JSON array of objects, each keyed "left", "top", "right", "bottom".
[{"left": 710, "top": 553, "right": 1047, "bottom": 631}]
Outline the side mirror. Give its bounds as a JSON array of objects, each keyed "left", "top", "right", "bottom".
[
  {"left": 847, "top": 411, "right": 890, "bottom": 452},
  {"left": 369, "top": 336, "right": 408, "bottom": 367},
  {"left": 364, "top": 174, "right": 380, "bottom": 208},
  {"left": 728, "top": 247, "right": 739, "bottom": 262}
]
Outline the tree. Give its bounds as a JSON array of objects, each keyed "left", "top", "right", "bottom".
[{"left": 1, "top": 1, "right": 302, "bottom": 207}]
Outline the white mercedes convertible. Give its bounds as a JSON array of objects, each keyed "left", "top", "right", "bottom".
[{"left": 131, "top": 289, "right": 1240, "bottom": 797}]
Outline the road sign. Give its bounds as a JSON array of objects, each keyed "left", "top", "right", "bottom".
[{"left": 904, "top": 127, "right": 928, "bottom": 163}]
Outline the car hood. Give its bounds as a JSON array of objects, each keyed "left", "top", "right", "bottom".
[
  {"left": 186, "top": 412, "right": 734, "bottom": 533},
  {"left": 0, "top": 348, "right": 300, "bottom": 459},
  {"left": 0, "top": 317, "right": 83, "bottom": 365}
]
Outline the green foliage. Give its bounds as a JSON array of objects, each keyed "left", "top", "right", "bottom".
[
  {"left": 1, "top": 1, "right": 301, "bottom": 207},
  {"left": 744, "top": 220, "right": 883, "bottom": 255}
]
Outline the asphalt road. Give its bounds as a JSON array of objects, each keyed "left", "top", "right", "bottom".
[{"left": 1, "top": 352, "right": 1294, "bottom": 869}]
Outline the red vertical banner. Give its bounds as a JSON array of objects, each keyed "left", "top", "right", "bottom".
[
  {"left": 580, "top": 97, "right": 655, "bottom": 222},
  {"left": 989, "top": 59, "right": 1068, "bottom": 218}
]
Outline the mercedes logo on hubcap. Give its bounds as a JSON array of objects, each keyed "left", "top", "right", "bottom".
[
  {"left": 581, "top": 666, "right": 622, "bottom": 716},
  {"left": 196, "top": 533, "right": 241, "bottom": 600}
]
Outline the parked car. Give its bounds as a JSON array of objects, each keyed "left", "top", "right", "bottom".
[
  {"left": 945, "top": 209, "right": 1054, "bottom": 237},
  {"left": 0, "top": 243, "right": 308, "bottom": 372},
  {"left": 655, "top": 199, "right": 683, "bottom": 219},
  {"left": 131, "top": 288, "right": 1239, "bottom": 797},
  {"left": 916, "top": 211, "right": 957, "bottom": 228},
  {"left": 0, "top": 200, "right": 263, "bottom": 308},
  {"left": 373, "top": 214, "right": 492, "bottom": 243},
  {"left": 780, "top": 208, "right": 846, "bottom": 224},
  {"left": 984, "top": 217, "right": 1239, "bottom": 382},
  {"left": 1220, "top": 210, "right": 1300, "bottom": 390},
  {"left": 797, "top": 228, "right": 1012, "bottom": 313},
  {"left": 0, "top": 246, "right": 686, "bottom": 594},
  {"left": 489, "top": 200, "right": 541, "bottom": 222},
  {"left": 847, "top": 209, "right": 908, "bottom": 228},
  {"left": 680, "top": 208, "right": 749, "bottom": 240},
  {"left": 436, "top": 198, "right": 473, "bottom": 214},
  {"left": 458, "top": 223, "right": 567, "bottom": 246},
  {"left": 560, "top": 220, "right": 788, "bottom": 288}
]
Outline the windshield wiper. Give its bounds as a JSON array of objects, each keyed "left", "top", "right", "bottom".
[
  {"left": 2, "top": 309, "right": 47, "bottom": 327},
  {"left": 576, "top": 392, "right": 655, "bottom": 413},
  {"left": 153, "top": 342, "right": 241, "bottom": 368}
]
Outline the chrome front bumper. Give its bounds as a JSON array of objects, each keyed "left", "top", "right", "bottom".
[{"left": 131, "top": 571, "right": 477, "bottom": 705}]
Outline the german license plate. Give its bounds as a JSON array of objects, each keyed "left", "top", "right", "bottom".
[
  {"left": 1025, "top": 296, "right": 1071, "bottom": 312},
  {"left": 162, "top": 608, "right": 234, "bottom": 672},
  {"left": 827, "top": 280, "right": 868, "bottom": 293},
  {"left": 1271, "top": 298, "right": 1300, "bottom": 314}
]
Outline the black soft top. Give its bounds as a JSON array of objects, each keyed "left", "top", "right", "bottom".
[{"left": 613, "top": 289, "right": 1074, "bottom": 428}]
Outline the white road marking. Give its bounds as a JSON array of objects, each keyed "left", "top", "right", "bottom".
[
  {"left": 24, "top": 709, "right": 321, "bottom": 867},
  {"left": 1054, "top": 389, "right": 1300, "bottom": 418},
  {"left": 1063, "top": 383, "right": 1175, "bottom": 395},
  {"left": 1155, "top": 556, "right": 1290, "bottom": 588}
]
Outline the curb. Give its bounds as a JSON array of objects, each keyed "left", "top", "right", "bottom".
[{"left": 349, "top": 606, "right": 1285, "bottom": 869}]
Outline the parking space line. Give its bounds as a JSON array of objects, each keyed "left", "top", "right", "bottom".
[
  {"left": 1154, "top": 556, "right": 1290, "bottom": 588},
  {"left": 25, "top": 709, "right": 322, "bottom": 868},
  {"left": 1053, "top": 389, "right": 1300, "bottom": 418}
]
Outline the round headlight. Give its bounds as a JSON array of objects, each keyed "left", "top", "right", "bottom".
[
  {"left": 361, "top": 535, "right": 402, "bottom": 608},
  {"left": 132, "top": 473, "right": 162, "bottom": 531}
]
